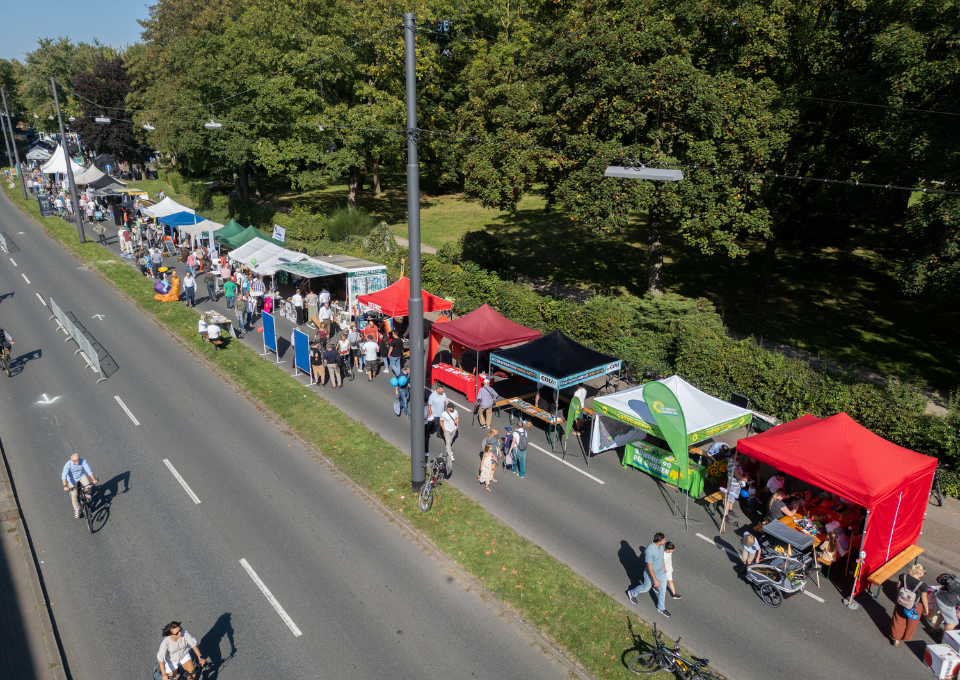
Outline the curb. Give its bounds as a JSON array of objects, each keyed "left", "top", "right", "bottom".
[{"left": 0, "top": 435, "right": 69, "bottom": 680}]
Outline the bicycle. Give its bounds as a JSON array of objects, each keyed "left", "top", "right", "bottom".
[
  {"left": 75, "top": 482, "right": 95, "bottom": 533},
  {"left": 627, "top": 622, "right": 722, "bottom": 679},
  {"left": 0, "top": 346, "right": 10, "bottom": 377},
  {"left": 597, "top": 371, "right": 640, "bottom": 397},
  {"left": 418, "top": 455, "right": 450, "bottom": 512},
  {"left": 931, "top": 463, "right": 946, "bottom": 507}
]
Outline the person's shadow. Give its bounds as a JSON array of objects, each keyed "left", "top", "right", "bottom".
[
  {"left": 90, "top": 471, "right": 130, "bottom": 532},
  {"left": 620, "top": 540, "right": 646, "bottom": 591},
  {"left": 200, "top": 612, "right": 236, "bottom": 679},
  {"left": 10, "top": 348, "right": 41, "bottom": 376}
]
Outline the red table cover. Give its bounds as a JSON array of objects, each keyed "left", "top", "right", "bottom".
[{"left": 431, "top": 363, "right": 479, "bottom": 402}]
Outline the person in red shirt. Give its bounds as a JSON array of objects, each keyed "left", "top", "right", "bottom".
[{"left": 450, "top": 340, "right": 464, "bottom": 369}]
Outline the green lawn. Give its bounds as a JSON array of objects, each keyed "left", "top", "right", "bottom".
[{"left": 234, "top": 173, "right": 960, "bottom": 391}]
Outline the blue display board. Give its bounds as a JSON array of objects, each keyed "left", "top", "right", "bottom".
[
  {"left": 262, "top": 312, "right": 277, "bottom": 354},
  {"left": 292, "top": 329, "right": 312, "bottom": 383}
]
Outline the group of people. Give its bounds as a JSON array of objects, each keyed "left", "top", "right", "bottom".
[
  {"left": 626, "top": 532, "right": 682, "bottom": 618},
  {"left": 477, "top": 420, "right": 529, "bottom": 489}
]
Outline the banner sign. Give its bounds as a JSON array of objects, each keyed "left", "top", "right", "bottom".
[
  {"left": 593, "top": 400, "right": 751, "bottom": 446},
  {"left": 642, "top": 381, "right": 689, "bottom": 483},
  {"left": 489, "top": 355, "right": 621, "bottom": 389},
  {"left": 262, "top": 312, "right": 277, "bottom": 353},
  {"left": 564, "top": 396, "right": 582, "bottom": 441},
  {"left": 272, "top": 224, "right": 286, "bottom": 242},
  {"left": 37, "top": 193, "right": 56, "bottom": 217},
  {"left": 292, "top": 329, "right": 311, "bottom": 381}
]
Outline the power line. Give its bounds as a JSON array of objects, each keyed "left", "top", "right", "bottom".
[
  {"left": 59, "top": 24, "right": 402, "bottom": 115},
  {"left": 796, "top": 95, "right": 960, "bottom": 118}
]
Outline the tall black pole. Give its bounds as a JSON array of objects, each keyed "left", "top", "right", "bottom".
[
  {"left": 0, "top": 96, "right": 12, "bottom": 169},
  {"left": 1, "top": 88, "right": 29, "bottom": 201},
  {"left": 404, "top": 13, "right": 425, "bottom": 489},
  {"left": 50, "top": 78, "right": 85, "bottom": 243}
]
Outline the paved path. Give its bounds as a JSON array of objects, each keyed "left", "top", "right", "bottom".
[
  {"left": 0, "top": 190, "right": 578, "bottom": 680},
  {"left": 15, "top": 199, "right": 959, "bottom": 680}
]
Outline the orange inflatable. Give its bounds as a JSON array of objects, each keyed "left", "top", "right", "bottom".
[{"left": 154, "top": 275, "right": 181, "bottom": 302}]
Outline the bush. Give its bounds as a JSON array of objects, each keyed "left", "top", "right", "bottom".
[
  {"left": 324, "top": 207, "right": 375, "bottom": 242},
  {"left": 460, "top": 230, "right": 504, "bottom": 271},
  {"left": 436, "top": 241, "right": 462, "bottom": 265}
]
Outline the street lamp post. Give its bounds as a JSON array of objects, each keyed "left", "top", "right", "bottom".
[
  {"left": 50, "top": 77, "right": 85, "bottom": 243},
  {"left": 1, "top": 88, "right": 29, "bottom": 200},
  {"left": 404, "top": 13, "right": 426, "bottom": 489},
  {"left": 0, "top": 96, "right": 13, "bottom": 170}
]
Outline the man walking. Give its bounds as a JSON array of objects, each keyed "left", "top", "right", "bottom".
[
  {"left": 426, "top": 384, "right": 448, "bottom": 439},
  {"left": 223, "top": 276, "right": 237, "bottom": 310},
  {"left": 204, "top": 269, "right": 217, "bottom": 303},
  {"left": 439, "top": 403, "right": 460, "bottom": 464},
  {"left": 395, "top": 366, "right": 411, "bottom": 418},
  {"left": 626, "top": 532, "right": 671, "bottom": 617},
  {"left": 182, "top": 271, "right": 196, "bottom": 307},
  {"left": 476, "top": 377, "right": 499, "bottom": 428}
]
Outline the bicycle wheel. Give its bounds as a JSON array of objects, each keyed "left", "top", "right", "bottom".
[
  {"left": 685, "top": 668, "right": 723, "bottom": 680},
  {"left": 627, "top": 651, "right": 667, "bottom": 674},
  {"left": 759, "top": 584, "right": 782, "bottom": 608},
  {"left": 84, "top": 500, "right": 93, "bottom": 533},
  {"left": 2, "top": 352, "right": 9, "bottom": 377},
  {"left": 418, "top": 482, "right": 434, "bottom": 512},
  {"left": 933, "top": 474, "right": 943, "bottom": 507}
]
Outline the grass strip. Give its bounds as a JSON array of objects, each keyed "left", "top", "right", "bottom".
[{"left": 3, "top": 181, "right": 715, "bottom": 680}]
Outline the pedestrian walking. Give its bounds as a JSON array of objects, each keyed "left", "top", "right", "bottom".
[
  {"left": 626, "top": 532, "right": 671, "bottom": 617},
  {"left": 186, "top": 250, "right": 197, "bottom": 276},
  {"left": 889, "top": 564, "right": 929, "bottom": 646},
  {"left": 224, "top": 277, "right": 237, "bottom": 310},
  {"left": 482, "top": 428, "right": 501, "bottom": 470},
  {"left": 426, "top": 384, "right": 448, "bottom": 439},
  {"left": 322, "top": 343, "right": 342, "bottom": 388},
  {"left": 182, "top": 271, "right": 196, "bottom": 307},
  {"left": 502, "top": 426, "right": 517, "bottom": 473},
  {"left": 395, "top": 366, "right": 411, "bottom": 418},
  {"left": 514, "top": 422, "right": 529, "bottom": 478},
  {"left": 150, "top": 247, "right": 163, "bottom": 278},
  {"left": 664, "top": 542, "right": 681, "bottom": 600},
  {"left": 347, "top": 322, "right": 362, "bottom": 370},
  {"left": 439, "top": 403, "right": 460, "bottom": 463},
  {"left": 204, "top": 269, "right": 217, "bottom": 303},
  {"left": 476, "top": 377, "right": 499, "bottom": 428},
  {"left": 387, "top": 331, "right": 403, "bottom": 376},
  {"left": 245, "top": 295, "right": 256, "bottom": 329},
  {"left": 361, "top": 335, "right": 379, "bottom": 381},
  {"left": 478, "top": 443, "right": 497, "bottom": 490}
]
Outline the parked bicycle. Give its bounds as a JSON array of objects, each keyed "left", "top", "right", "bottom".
[
  {"left": 627, "top": 622, "right": 721, "bottom": 679},
  {"left": 418, "top": 455, "right": 450, "bottom": 512},
  {"left": 931, "top": 463, "right": 947, "bottom": 507}
]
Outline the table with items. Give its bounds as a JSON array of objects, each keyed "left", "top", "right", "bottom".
[
  {"left": 205, "top": 310, "right": 237, "bottom": 338},
  {"left": 623, "top": 440, "right": 707, "bottom": 497},
  {"left": 494, "top": 395, "right": 564, "bottom": 449},
  {"left": 430, "top": 363, "right": 480, "bottom": 402}
]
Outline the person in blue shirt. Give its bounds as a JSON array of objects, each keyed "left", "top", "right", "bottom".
[
  {"left": 626, "top": 532, "right": 671, "bottom": 617},
  {"left": 61, "top": 454, "right": 98, "bottom": 518},
  {"left": 703, "top": 442, "right": 731, "bottom": 465}
]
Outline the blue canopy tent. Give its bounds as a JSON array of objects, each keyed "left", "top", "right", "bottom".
[{"left": 157, "top": 211, "right": 206, "bottom": 244}]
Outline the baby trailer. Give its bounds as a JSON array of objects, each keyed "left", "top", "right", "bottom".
[{"left": 745, "top": 519, "right": 817, "bottom": 607}]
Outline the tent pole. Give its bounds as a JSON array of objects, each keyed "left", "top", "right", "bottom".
[
  {"left": 720, "top": 452, "right": 738, "bottom": 534},
  {"left": 843, "top": 509, "right": 871, "bottom": 609},
  {"left": 472, "top": 347, "right": 479, "bottom": 428}
]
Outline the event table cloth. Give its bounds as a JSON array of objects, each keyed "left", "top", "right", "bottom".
[
  {"left": 430, "top": 363, "right": 479, "bottom": 402},
  {"left": 624, "top": 440, "right": 706, "bottom": 497}
]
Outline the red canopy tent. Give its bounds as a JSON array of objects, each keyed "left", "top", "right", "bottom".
[
  {"left": 737, "top": 413, "right": 936, "bottom": 595},
  {"left": 356, "top": 277, "right": 453, "bottom": 317}
]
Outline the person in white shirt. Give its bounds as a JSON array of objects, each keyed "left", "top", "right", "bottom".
[
  {"left": 291, "top": 291, "right": 304, "bottom": 325},
  {"left": 426, "top": 384, "right": 448, "bottom": 438},
  {"left": 207, "top": 323, "right": 221, "bottom": 342},
  {"left": 318, "top": 302, "right": 333, "bottom": 334},
  {"left": 157, "top": 621, "right": 204, "bottom": 680},
  {"left": 663, "top": 542, "right": 681, "bottom": 600},
  {"left": 198, "top": 314, "right": 208, "bottom": 336},
  {"left": 318, "top": 287, "right": 331, "bottom": 304},
  {"left": 572, "top": 383, "right": 588, "bottom": 432},
  {"left": 439, "top": 403, "right": 460, "bottom": 466},
  {"left": 361, "top": 337, "right": 379, "bottom": 381}
]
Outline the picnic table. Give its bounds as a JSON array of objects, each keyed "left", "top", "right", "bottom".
[
  {"left": 206, "top": 310, "right": 238, "bottom": 338},
  {"left": 494, "top": 395, "right": 564, "bottom": 449}
]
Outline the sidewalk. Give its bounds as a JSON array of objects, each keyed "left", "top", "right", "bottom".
[
  {"left": 0, "top": 441, "right": 68, "bottom": 680},
  {"left": 917, "top": 497, "right": 960, "bottom": 574}
]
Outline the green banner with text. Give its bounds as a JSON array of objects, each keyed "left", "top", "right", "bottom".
[{"left": 642, "top": 381, "right": 689, "bottom": 483}]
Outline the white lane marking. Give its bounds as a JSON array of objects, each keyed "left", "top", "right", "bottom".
[
  {"left": 36, "top": 293, "right": 47, "bottom": 306},
  {"left": 21, "top": 273, "right": 30, "bottom": 284},
  {"left": 162, "top": 459, "right": 201, "bottom": 504},
  {"left": 37, "top": 394, "right": 60, "bottom": 404},
  {"left": 239, "top": 559, "right": 302, "bottom": 637},
  {"left": 442, "top": 394, "right": 604, "bottom": 484},
  {"left": 804, "top": 590, "right": 825, "bottom": 603},
  {"left": 696, "top": 533, "right": 740, "bottom": 558},
  {"left": 9, "top": 259, "right": 16, "bottom": 267},
  {"left": 114, "top": 396, "right": 140, "bottom": 425},
  {"left": 92, "top": 314, "right": 104, "bottom": 320}
]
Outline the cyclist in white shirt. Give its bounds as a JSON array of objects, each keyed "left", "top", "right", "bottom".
[{"left": 157, "top": 621, "right": 204, "bottom": 680}]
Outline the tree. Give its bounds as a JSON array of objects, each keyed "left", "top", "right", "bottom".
[{"left": 70, "top": 55, "right": 147, "bottom": 161}]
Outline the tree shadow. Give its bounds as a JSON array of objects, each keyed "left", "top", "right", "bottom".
[{"left": 199, "top": 612, "right": 236, "bottom": 680}]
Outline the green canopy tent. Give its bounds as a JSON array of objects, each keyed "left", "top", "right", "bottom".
[
  {"left": 214, "top": 219, "right": 246, "bottom": 244},
  {"left": 220, "top": 225, "right": 285, "bottom": 249}
]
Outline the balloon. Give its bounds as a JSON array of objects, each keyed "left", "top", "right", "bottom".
[
  {"left": 251, "top": 258, "right": 257, "bottom": 265},
  {"left": 390, "top": 377, "right": 399, "bottom": 386},
  {"left": 398, "top": 376, "right": 408, "bottom": 386},
  {"left": 256, "top": 327, "right": 264, "bottom": 333}
]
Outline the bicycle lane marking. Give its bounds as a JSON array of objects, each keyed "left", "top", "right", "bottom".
[
  {"left": 695, "top": 533, "right": 824, "bottom": 604},
  {"left": 442, "top": 395, "right": 604, "bottom": 485},
  {"left": 239, "top": 558, "right": 303, "bottom": 637},
  {"left": 114, "top": 396, "right": 140, "bottom": 425},
  {"left": 162, "top": 459, "right": 201, "bottom": 504}
]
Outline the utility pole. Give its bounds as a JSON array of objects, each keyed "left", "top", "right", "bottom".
[
  {"left": 404, "top": 13, "right": 425, "bottom": 489},
  {"left": 1, "top": 88, "right": 29, "bottom": 200},
  {"left": 0, "top": 96, "right": 13, "bottom": 170},
  {"left": 50, "top": 78, "right": 85, "bottom": 243}
]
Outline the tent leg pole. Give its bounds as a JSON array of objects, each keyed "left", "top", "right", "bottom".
[{"left": 843, "top": 509, "right": 871, "bottom": 609}]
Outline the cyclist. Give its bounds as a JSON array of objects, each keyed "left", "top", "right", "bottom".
[
  {"left": 157, "top": 621, "right": 205, "bottom": 680},
  {"left": 61, "top": 453, "right": 98, "bottom": 518},
  {"left": 0, "top": 327, "right": 13, "bottom": 356}
]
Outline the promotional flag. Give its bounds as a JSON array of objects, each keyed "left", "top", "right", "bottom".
[
  {"left": 642, "top": 381, "right": 689, "bottom": 483},
  {"left": 565, "top": 395, "right": 582, "bottom": 440}
]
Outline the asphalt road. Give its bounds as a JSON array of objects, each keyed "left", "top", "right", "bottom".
[
  {"left": 115, "top": 232, "right": 941, "bottom": 679},
  {"left": 0, "top": 190, "right": 578, "bottom": 680}
]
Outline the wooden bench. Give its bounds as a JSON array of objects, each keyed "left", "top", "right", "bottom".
[
  {"left": 866, "top": 545, "right": 925, "bottom": 599},
  {"left": 702, "top": 491, "right": 726, "bottom": 517},
  {"left": 211, "top": 338, "right": 226, "bottom": 350}
]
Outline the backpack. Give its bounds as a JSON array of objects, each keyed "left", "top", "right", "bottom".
[
  {"left": 897, "top": 575, "right": 922, "bottom": 609},
  {"left": 517, "top": 429, "right": 528, "bottom": 451},
  {"left": 938, "top": 573, "right": 960, "bottom": 595}
]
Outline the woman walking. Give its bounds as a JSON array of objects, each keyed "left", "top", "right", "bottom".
[
  {"left": 889, "top": 564, "right": 930, "bottom": 646},
  {"left": 478, "top": 443, "right": 497, "bottom": 490}
]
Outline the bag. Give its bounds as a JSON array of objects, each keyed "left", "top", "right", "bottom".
[
  {"left": 394, "top": 396, "right": 402, "bottom": 417},
  {"left": 904, "top": 604, "right": 920, "bottom": 620},
  {"left": 938, "top": 573, "right": 960, "bottom": 595},
  {"left": 94, "top": 210, "right": 103, "bottom": 221},
  {"left": 504, "top": 452, "right": 515, "bottom": 467},
  {"left": 153, "top": 662, "right": 163, "bottom": 680},
  {"left": 898, "top": 575, "right": 922, "bottom": 609},
  {"left": 517, "top": 429, "right": 528, "bottom": 451}
]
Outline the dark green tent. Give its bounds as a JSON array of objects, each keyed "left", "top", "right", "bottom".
[
  {"left": 219, "top": 225, "right": 285, "bottom": 249},
  {"left": 214, "top": 219, "right": 246, "bottom": 244}
]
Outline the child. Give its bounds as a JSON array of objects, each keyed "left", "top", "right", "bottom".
[
  {"left": 664, "top": 542, "right": 681, "bottom": 600},
  {"left": 478, "top": 443, "right": 497, "bottom": 490},
  {"left": 740, "top": 532, "right": 760, "bottom": 569}
]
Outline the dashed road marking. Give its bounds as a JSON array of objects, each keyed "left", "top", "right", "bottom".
[
  {"left": 239, "top": 559, "right": 302, "bottom": 637},
  {"left": 21, "top": 274, "right": 30, "bottom": 284},
  {"left": 114, "top": 396, "right": 140, "bottom": 425},
  {"left": 9, "top": 259, "right": 16, "bottom": 267},
  {"left": 36, "top": 294, "right": 47, "bottom": 306},
  {"left": 162, "top": 459, "right": 201, "bottom": 504}
]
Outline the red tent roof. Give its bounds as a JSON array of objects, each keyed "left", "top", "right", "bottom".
[
  {"left": 737, "top": 413, "right": 935, "bottom": 508},
  {"left": 430, "top": 304, "right": 542, "bottom": 351},
  {"left": 357, "top": 277, "right": 453, "bottom": 317}
]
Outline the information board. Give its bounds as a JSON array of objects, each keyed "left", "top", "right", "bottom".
[{"left": 37, "top": 194, "right": 56, "bottom": 217}]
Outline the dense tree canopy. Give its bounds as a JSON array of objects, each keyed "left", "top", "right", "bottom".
[{"left": 70, "top": 55, "right": 149, "bottom": 162}]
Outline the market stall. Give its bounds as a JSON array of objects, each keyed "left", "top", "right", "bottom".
[
  {"left": 427, "top": 303, "right": 542, "bottom": 402},
  {"left": 356, "top": 276, "right": 452, "bottom": 317},
  {"left": 737, "top": 413, "right": 936, "bottom": 595},
  {"left": 227, "top": 237, "right": 308, "bottom": 275},
  {"left": 490, "top": 331, "right": 621, "bottom": 449},
  {"left": 218, "top": 225, "right": 285, "bottom": 250},
  {"left": 279, "top": 255, "right": 387, "bottom": 320},
  {"left": 214, "top": 219, "right": 246, "bottom": 244},
  {"left": 39, "top": 144, "right": 85, "bottom": 175},
  {"left": 143, "top": 197, "right": 194, "bottom": 219}
]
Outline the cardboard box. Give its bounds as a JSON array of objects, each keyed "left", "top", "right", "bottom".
[
  {"left": 946, "top": 631, "right": 960, "bottom": 654},
  {"left": 925, "top": 644, "right": 960, "bottom": 679}
]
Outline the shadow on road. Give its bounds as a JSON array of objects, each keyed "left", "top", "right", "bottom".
[
  {"left": 619, "top": 540, "right": 644, "bottom": 590},
  {"left": 10, "top": 348, "right": 41, "bottom": 377},
  {"left": 89, "top": 471, "right": 130, "bottom": 533},
  {"left": 199, "top": 612, "right": 236, "bottom": 680}
]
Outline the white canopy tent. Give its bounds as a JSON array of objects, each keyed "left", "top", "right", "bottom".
[
  {"left": 590, "top": 375, "right": 753, "bottom": 454},
  {"left": 73, "top": 165, "right": 106, "bottom": 185},
  {"left": 39, "top": 145, "right": 85, "bottom": 175},
  {"left": 26, "top": 146, "right": 52, "bottom": 161},
  {"left": 143, "top": 197, "right": 195, "bottom": 218},
  {"left": 227, "top": 237, "right": 308, "bottom": 275},
  {"left": 175, "top": 219, "right": 224, "bottom": 238}
]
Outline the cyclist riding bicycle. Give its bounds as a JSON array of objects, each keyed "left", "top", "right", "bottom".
[
  {"left": 157, "top": 621, "right": 205, "bottom": 680},
  {"left": 0, "top": 328, "right": 13, "bottom": 353},
  {"left": 61, "top": 453, "right": 98, "bottom": 519}
]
